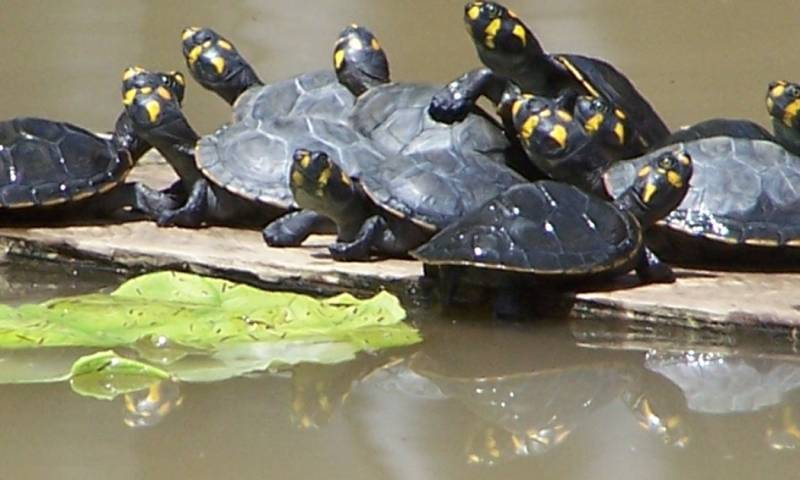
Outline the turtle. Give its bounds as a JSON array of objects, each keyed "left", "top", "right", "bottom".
[
  {"left": 263, "top": 24, "right": 525, "bottom": 245},
  {"left": 602, "top": 80, "right": 800, "bottom": 267},
  {"left": 428, "top": 1, "right": 669, "bottom": 159},
  {"left": 410, "top": 149, "right": 693, "bottom": 311},
  {"left": 288, "top": 146, "right": 526, "bottom": 261},
  {"left": 0, "top": 68, "right": 185, "bottom": 221}
]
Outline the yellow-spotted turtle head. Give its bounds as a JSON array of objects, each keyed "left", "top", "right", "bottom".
[
  {"left": 122, "top": 67, "right": 184, "bottom": 130},
  {"left": 767, "top": 80, "right": 800, "bottom": 130},
  {"left": 618, "top": 149, "right": 693, "bottom": 228},
  {"left": 121, "top": 66, "right": 186, "bottom": 106},
  {"left": 510, "top": 95, "right": 583, "bottom": 157},
  {"left": 290, "top": 149, "right": 359, "bottom": 217},
  {"left": 464, "top": 2, "right": 541, "bottom": 54},
  {"left": 333, "top": 24, "right": 390, "bottom": 96},
  {"left": 574, "top": 96, "right": 626, "bottom": 148},
  {"left": 181, "top": 27, "right": 262, "bottom": 105}
]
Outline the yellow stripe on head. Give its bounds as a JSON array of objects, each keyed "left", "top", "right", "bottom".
[
  {"left": 637, "top": 165, "right": 652, "bottom": 177},
  {"left": 122, "top": 88, "right": 137, "bottom": 106},
  {"left": 171, "top": 71, "right": 185, "bottom": 86},
  {"left": 511, "top": 99, "right": 524, "bottom": 118},
  {"left": 512, "top": 24, "right": 527, "bottom": 46},
  {"left": 291, "top": 170, "right": 305, "bottom": 187},
  {"left": 181, "top": 27, "right": 199, "bottom": 41},
  {"left": 666, "top": 170, "right": 684, "bottom": 188},
  {"left": 318, "top": 166, "right": 332, "bottom": 188},
  {"left": 188, "top": 45, "right": 203, "bottom": 65},
  {"left": 484, "top": 18, "right": 501, "bottom": 49},
  {"left": 677, "top": 153, "right": 691, "bottom": 165},
  {"left": 770, "top": 83, "right": 786, "bottom": 98},
  {"left": 145, "top": 100, "right": 161, "bottom": 123},
  {"left": 614, "top": 122, "right": 625, "bottom": 144},
  {"left": 556, "top": 110, "right": 573, "bottom": 122},
  {"left": 299, "top": 152, "right": 311, "bottom": 169},
  {"left": 211, "top": 56, "right": 226, "bottom": 75},
  {"left": 519, "top": 115, "right": 539, "bottom": 140},
  {"left": 583, "top": 113, "right": 604, "bottom": 134},
  {"left": 157, "top": 86, "right": 172, "bottom": 100},
  {"left": 217, "top": 39, "right": 233, "bottom": 50},
  {"left": 642, "top": 183, "right": 657, "bottom": 203},
  {"left": 548, "top": 124, "right": 568, "bottom": 149},
  {"left": 122, "top": 66, "right": 143, "bottom": 81},
  {"left": 783, "top": 99, "right": 800, "bottom": 127},
  {"left": 334, "top": 49, "right": 345, "bottom": 70},
  {"left": 371, "top": 38, "right": 381, "bottom": 51},
  {"left": 467, "top": 5, "right": 481, "bottom": 20}
]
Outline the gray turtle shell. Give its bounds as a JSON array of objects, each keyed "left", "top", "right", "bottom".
[
  {"left": 232, "top": 70, "right": 356, "bottom": 124},
  {"left": 604, "top": 136, "right": 800, "bottom": 246},
  {"left": 412, "top": 181, "right": 642, "bottom": 275},
  {"left": 0, "top": 118, "right": 131, "bottom": 208},
  {"left": 197, "top": 116, "right": 382, "bottom": 208}
]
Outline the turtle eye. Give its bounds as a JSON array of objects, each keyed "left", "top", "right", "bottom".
[
  {"left": 592, "top": 99, "right": 607, "bottom": 112},
  {"left": 483, "top": 3, "right": 498, "bottom": 16},
  {"left": 792, "top": 86, "right": 800, "bottom": 98},
  {"left": 658, "top": 156, "right": 675, "bottom": 170}
]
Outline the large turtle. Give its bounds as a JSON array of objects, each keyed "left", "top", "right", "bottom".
[
  {"left": 411, "top": 149, "right": 692, "bottom": 311},
  {"left": 429, "top": 1, "right": 669, "bottom": 159},
  {"left": 603, "top": 80, "right": 800, "bottom": 267},
  {"left": 288, "top": 145, "right": 526, "bottom": 261},
  {"left": 0, "top": 68, "right": 184, "bottom": 221}
]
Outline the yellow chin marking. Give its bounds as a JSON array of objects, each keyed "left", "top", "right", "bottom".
[
  {"left": 519, "top": 115, "right": 539, "bottom": 140},
  {"left": 548, "top": 124, "right": 568, "bottom": 149},
  {"left": 484, "top": 18, "right": 501, "bottom": 49},
  {"left": 556, "top": 110, "right": 573, "bottom": 122},
  {"left": 157, "top": 86, "right": 172, "bottom": 100},
  {"left": 211, "top": 56, "right": 226, "bottom": 75},
  {"left": 122, "top": 88, "right": 137, "bottom": 106},
  {"left": 467, "top": 5, "right": 481, "bottom": 21},
  {"left": 666, "top": 170, "right": 684, "bottom": 188},
  {"left": 291, "top": 170, "right": 305, "bottom": 187},
  {"left": 188, "top": 45, "right": 203, "bottom": 66},
  {"left": 122, "top": 66, "right": 142, "bottom": 81},
  {"left": 182, "top": 27, "right": 198, "bottom": 41},
  {"left": 145, "top": 100, "right": 161, "bottom": 123},
  {"left": 512, "top": 24, "right": 527, "bottom": 46},
  {"left": 348, "top": 37, "right": 363, "bottom": 51},
  {"left": 783, "top": 99, "right": 800, "bottom": 127},
  {"left": 371, "top": 38, "right": 381, "bottom": 51},
  {"left": 217, "top": 39, "right": 233, "bottom": 50},
  {"left": 642, "top": 183, "right": 657, "bottom": 203},
  {"left": 614, "top": 122, "right": 625, "bottom": 144},
  {"left": 637, "top": 165, "right": 652, "bottom": 177},
  {"left": 584, "top": 113, "right": 604, "bottom": 134},
  {"left": 334, "top": 49, "right": 346, "bottom": 70}
]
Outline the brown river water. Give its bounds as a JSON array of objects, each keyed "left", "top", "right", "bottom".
[{"left": 1, "top": 1, "right": 800, "bottom": 478}]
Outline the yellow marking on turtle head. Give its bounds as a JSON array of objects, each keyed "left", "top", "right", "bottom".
[
  {"left": 371, "top": 38, "right": 381, "bottom": 50},
  {"left": 783, "top": 99, "right": 800, "bottom": 127},
  {"left": 614, "top": 108, "right": 626, "bottom": 120},
  {"left": 770, "top": 82, "right": 786, "bottom": 98},
  {"left": 217, "top": 39, "right": 233, "bottom": 50},
  {"left": 767, "top": 97, "right": 775, "bottom": 112},
  {"left": 341, "top": 171, "right": 352, "bottom": 186},
  {"left": 556, "top": 110, "right": 573, "bottom": 122},
  {"left": 539, "top": 108, "right": 552, "bottom": 118},
  {"left": 677, "top": 152, "right": 691, "bottom": 165},
  {"left": 334, "top": 49, "right": 346, "bottom": 70},
  {"left": 291, "top": 170, "right": 305, "bottom": 187},
  {"left": 666, "top": 170, "right": 684, "bottom": 188},
  {"left": 211, "top": 56, "right": 226, "bottom": 75},
  {"left": 642, "top": 182, "right": 658, "bottom": 203},
  {"left": 583, "top": 112, "right": 604, "bottom": 134},
  {"left": 188, "top": 45, "right": 203, "bottom": 65},
  {"left": 140, "top": 86, "right": 152, "bottom": 94},
  {"left": 512, "top": 24, "right": 527, "bottom": 45},
  {"left": 181, "top": 27, "right": 199, "bottom": 41},
  {"left": 122, "top": 88, "right": 137, "bottom": 106},
  {"left": 348, "top": 36, "right": 363, "bottom": 51},
  {"left": 299, "top": 152, "right": 311, "bottom": 169},
  {"left": 145, "top": 100, "right": 161, "bottom": 123},
  {"left": 637, "top": 165, "right": 652, "bottom": 177},
  {"left": 519, "top": 115, "right": 539, "bottom": 140},
  {"left": 614, "top": 122, "right": 625, "bottom": 144},
  {"left": 171, "top": 71, "right": 185, "bottom": 86},
  {"left": 157, "top": 86, "right": 172, "bottom": 100},
  {"left": 122, "top": 66, "right": 142, "bottom": 81},
  {"left": 484, "top": 18, "right": 502, "bottom": 49},
  {"left": 467, "top": 5, "right": 481, "bottom": 21},
  {"left": 202, "top": 40, "right": 213, "bottom": 48},
  {"left": 318, "top": 166, "right": 332, "bottom": 188},
  {"left": 548, "top": 124, "right": 568, "bottom": 149},
  {"left": 507, "top": 9, "right": 519, "bottom": 19},
  {"left": 511, "top": 99, "right": 525, "bottom": 118}
]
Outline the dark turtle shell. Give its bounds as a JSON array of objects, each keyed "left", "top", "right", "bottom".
[
  {"left": 412, "top": 181, "right": 642, "bottom": 276},
  {"left": 351, "top": 83, "right": 511, "bottom": 165},
  {"left": 603, "top": 137, "right": 800, "bottom": 252},
  {"left": 197, "top": 116, "right": 382, "bottom": 208},
  {"left": 554, "top": 54, "right": 669, "bottom": 156},
  {"left": 655, "top": 118, "right": 774, "bottom": 148},
  {"left": 0, "top": 118, "right": 131, "bottom": 208},
  {"left": 232, "top": 70, "right": 356, "bottom": 124}
]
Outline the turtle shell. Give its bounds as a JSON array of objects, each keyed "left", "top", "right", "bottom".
[
  {"left": 554, "top": 54, "right": 670, "bottom": 156},
  {"left": 357, "top": 142, "right": 525, "bottom": 231},
  {"left": 232, "top": 70, "right": 356, "bottom": 124},
  {"left": 412, "top": 181, "right": 642, "bottom": 276},
  {"left": 603, "top": 137, "right": 800, "bottom": 249},
  {"left": 351, "top": 82, "right": 511, "bottom": 164},
  {"left": 655, "top": 119, "right": 773, "bottom": 148},
  {"left": 0, "top": 118, "right": 131, "bottom": 208},
  {"left": 196, "top": 116, "right": 382, "bottom": 208}
]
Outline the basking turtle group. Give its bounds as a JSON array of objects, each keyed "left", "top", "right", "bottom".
[{"left": 4, "top": 1, "right": 800, "bottom": 311}]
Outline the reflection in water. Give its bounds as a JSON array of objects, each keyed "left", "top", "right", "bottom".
[{"left": 123, "top": 379, "right": 183, "bottom": 428}]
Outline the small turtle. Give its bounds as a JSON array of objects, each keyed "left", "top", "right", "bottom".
[
  {"left": 429, "top": 1, "right": 669, "bottom": 158},
  {"left": 123, "top": 66, "right": 385, "bottom": 232},
  {"left": 0, "top": 68, "right": 184, "bottom": 221},
  {"left": 411, "top": 149, "right": 693, "bottom": 310},
  {"left": 602, "top": 80, "right": 800, "bottom": 267},
  {"left": 289, "top": 146, "right": 526, "bottom": 261}
]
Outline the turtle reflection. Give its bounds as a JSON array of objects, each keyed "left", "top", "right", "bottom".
[{"left": 123, "top": 378, "right": 183, "bottom": 428}]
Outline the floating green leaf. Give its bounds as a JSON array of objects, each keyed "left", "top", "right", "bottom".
[{"left": 69, "top": 350, "right": 170, "bottom": 400}]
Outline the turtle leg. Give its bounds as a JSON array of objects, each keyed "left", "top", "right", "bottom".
[
  {"left": 156, "top": 179, "right": 210, "bottom": 228},
  {"left": 429, "top": 68, "right": 513, "bottom": 123},
  {"left": 262, "top": 209, "right": 334, "bottom": 247},
  {"left": 634, "top": 247, "right": 676, "bottom": 284},
  {"left": 328, "top": 215, "right": 386, "bottom": 261},
  {"left": 89, "top": 181, "right": 181, "bottom": 220}
]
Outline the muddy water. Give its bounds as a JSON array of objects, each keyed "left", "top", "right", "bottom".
[{"left": 1, "top": 1, "right": 800, "bottom": 478}]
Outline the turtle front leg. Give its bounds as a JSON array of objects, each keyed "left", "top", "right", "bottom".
[
  {"left": 93, "top": 181, "right": 181, "bottom": 220},
  {"left": 156, "top": 179, "right": 210, "bottom": 228},
  {"left": 263, "top": 209, "right": 334, "bottom": 247},
  {"left": 634, "top": 247, "right": 676, "bottom": 284},
  {"left": 430, "top": 68, "right": 512, "bottom": 123},
  {"left": 328, "top": 215, "right": 387, "bottom": 261}
]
